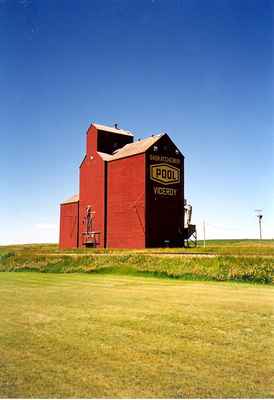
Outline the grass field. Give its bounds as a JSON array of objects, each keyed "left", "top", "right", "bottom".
[
  {"left": 0, "top": 272, "right": 273, "bottom": 398},
  {"left": 1, "top": 240, "right": 273, "bottom": 284},
  {"left": 0, "top": 240, "right": 273, "bottom": 397}
]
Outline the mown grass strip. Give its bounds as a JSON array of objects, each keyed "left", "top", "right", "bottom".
[{"left": 0, "top": 272, "right": 273, "bottom": 398}]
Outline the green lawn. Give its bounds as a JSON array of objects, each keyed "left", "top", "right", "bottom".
[{"left": 0, "top": 272, "right": 273, "bottom": 398}]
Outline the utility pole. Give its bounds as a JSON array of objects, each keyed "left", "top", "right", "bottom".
[
  {"left": 203, "top": 220, "right": 206, "bottom": 248},
  {"left": 255, "top": 210, "right": 263, "bottom": 240}
]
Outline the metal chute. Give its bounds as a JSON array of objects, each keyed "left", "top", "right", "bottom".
[{"left": 184, "top": 200, "right": 197, "bottom": 247}]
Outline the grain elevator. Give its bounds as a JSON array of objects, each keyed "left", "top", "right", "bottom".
[{"left": 59, "top": 123, "right": 196, "bottom": 248}]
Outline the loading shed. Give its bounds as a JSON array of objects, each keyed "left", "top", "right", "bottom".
[{"left": 59, "top": 123, "right": 196, "bottom": 249}]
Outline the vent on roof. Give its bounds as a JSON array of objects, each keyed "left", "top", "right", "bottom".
[{"left": 114, "top": 123, "right": 119, "bottom": 129}]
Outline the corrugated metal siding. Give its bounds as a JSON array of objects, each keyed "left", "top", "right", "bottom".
[
  {"left": 107, "top": 154, "right": 146, "bottom": 248},
  {"left": 79, "top": 152, "right": 105, "bottom": 248},
  {"left": 146, "top": 135, "right": 184, "bottom": 247},
  {"left": 86, "top": 125, "right": 98, "bottom": 157},
  {"left": 59, "top": 202, "right": 79, "bottom": 249}
]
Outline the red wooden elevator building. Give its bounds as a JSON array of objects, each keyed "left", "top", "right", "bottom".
[{"left": 59, "top": 123, "right": 196, "bottom": 249}]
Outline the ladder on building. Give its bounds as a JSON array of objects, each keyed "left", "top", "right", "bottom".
[{"left": 82, "top": 206, "right": 100, "bottom": 247}]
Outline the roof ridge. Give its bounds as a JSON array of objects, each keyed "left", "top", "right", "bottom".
[
  {"left": 97, "top": 133, "right": 165, "bottom": 161},
  {"left": 114, "top": 133, "right": 162, "bottom": 150},
  {"left": 92, "top": 122, "right": 134, "bottom": 136},
  {"left": 61, "top": 194, "right": 79, "bottom": 205},
  {"left": 109, "top": 133, "right": 164, "bottom": 161}
]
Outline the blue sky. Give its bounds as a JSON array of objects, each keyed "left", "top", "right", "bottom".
[{"left": 0, "top": 0, "right": 273, "bottom": 244}]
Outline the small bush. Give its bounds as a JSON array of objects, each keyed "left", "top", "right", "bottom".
[{"left": 0, "top": 252, "right": 15, "bottom": 261}]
